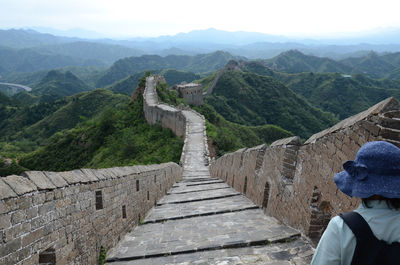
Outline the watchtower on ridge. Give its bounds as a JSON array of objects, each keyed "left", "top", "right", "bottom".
[{"left": 172, "top": 82, "right": 203, "bottom": 106}]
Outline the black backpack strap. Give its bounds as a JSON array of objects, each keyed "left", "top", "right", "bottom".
[
  {"left": 340, "top": 211, "right": 400, "bottom": 265},
  {"left": 340, "top": 212, "right": 379, "bottom": 265},
  {"left": 340, "top": 212, "right": 376, "bottom": 241}
]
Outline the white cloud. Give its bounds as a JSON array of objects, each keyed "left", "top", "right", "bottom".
[{"left": 1, "top": 0, "right": 400, "bottom": 37}]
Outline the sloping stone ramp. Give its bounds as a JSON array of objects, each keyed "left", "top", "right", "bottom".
[{"left": 105, "top": 77, "right": 313, "bottom": 264}]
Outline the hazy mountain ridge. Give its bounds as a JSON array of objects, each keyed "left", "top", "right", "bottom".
[
  {"left": 96, "top": 51, "right": 238, "bottom": 87},
  {"left": 31, "top": 70, "right": 92, "bottom": 101},
  {"left": 263, "top": 49, "right": 400, "bottom": 80}
]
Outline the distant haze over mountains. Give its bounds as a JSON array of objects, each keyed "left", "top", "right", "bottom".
[
  {"left": 2, "top": 27, "right": 400, "bottom": 80},
  {"left": 0, "top": 27, "right": 397, "bottom": 60},
  {"left": 27, "top": 27, "right": 400, "bottom": 45}
]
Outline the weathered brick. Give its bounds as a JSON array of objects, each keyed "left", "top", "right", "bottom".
[
  {"left": 11, "top": 210, "right": 26, "bottom": 225},
  {"left": 0, "top": 238, "right": 21, "bottom": 258},
  {"left": 22, "top": 228, "right": 44, "bottom": 247},
  {"left": 0, "top": 215, "right": 11, "bottom": 230}
]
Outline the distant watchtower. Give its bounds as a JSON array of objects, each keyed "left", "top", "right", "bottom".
[{"left": 172, "top": 82, "right": 204, "bottom": 106}]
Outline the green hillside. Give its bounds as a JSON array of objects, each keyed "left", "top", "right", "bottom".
[
  {"left": 156, "top": 78, "right": 292, "bottom": 157},
  {"left": 276, "top": 72, "right": 400, "bottom": 119},
  {"left": 341, "top": 51, "right": 396, "bottom": 78},
  {"left": 264, "top": 50, "right": 351, "bottom": 74},
  {"left": 18, "top": 76, "right": 183, "bottom": 171},
  {"left": 160, "top": 69, "right": 201, "bottom": 86},
  {"left": 0, "top": 89, "right": 129, "bottom": 156},
  {"left": 96, "top": 51, "right": 238, "bottom": 87},
  {"left": 205, "top": 70, "right": 338, "bottom": 138},
  {"left": 105, "top": 69, "right": 200, "bottom": 96},
  {"left": 31, "top": 70, "right": 92, "bottom": 101}
]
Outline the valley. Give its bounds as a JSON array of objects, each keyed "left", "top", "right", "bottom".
[{"left": 1, "top": 29, "right": 400, "bottom": 178}]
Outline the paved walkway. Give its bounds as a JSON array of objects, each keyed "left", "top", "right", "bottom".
[{"left": 105, "top": 76, "right": 313, "bottom": 264}]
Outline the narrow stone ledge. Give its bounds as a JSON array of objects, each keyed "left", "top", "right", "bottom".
[
  {"left": 23, "top": 171, "right": 56, "bottom": 190},
  {"left": 3, "top": 175, "right": 37, "bottom": 196}
]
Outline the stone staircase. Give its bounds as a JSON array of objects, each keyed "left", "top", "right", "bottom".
[{"left": 105, "top": 76, "right": 313, "bottom": 264}]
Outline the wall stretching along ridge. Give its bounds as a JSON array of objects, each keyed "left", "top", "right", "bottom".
[
  {"left": 143, "top": 75, "right": 210, "bottom": 167},
  {"left": 0, "top": 74, "right": 209, "bottom": 264},
  {"left": 210, "top": 97, "right": 400, "bottom": 245}
]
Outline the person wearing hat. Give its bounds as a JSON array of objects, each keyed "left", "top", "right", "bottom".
[{"left": 310, "top": 141, "right": 400, "bottom": 265}]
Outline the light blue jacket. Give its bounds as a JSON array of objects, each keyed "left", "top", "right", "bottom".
[{"left": 311, "top": 200, "right": 400, "bottom": 265}]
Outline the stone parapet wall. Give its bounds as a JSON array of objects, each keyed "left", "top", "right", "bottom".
[
  {"left": 0, "top": 163, "right": 182, "bottom": 264},
  {"left": 210, "top": 97, "right": 400, "bottom": 244},
  {"left": 143, "top": 76, "right": 187, "bottom": 138},
  {"left": 143, "top": 76, "right": 209, "bottom": 167}
]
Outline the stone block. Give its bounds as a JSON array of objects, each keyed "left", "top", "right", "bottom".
[
  {"left": 43, "top": 171, "right": 68, "bottom": 188},
  {"left": 0, "top": 178, "right": 17, "bottom": 200},
  {"left": 23, "top": 171, "right": 56, "bottom": 190},
  {"left": 3, "top": 175, "right": 37, "bottom": 196},
  {"left": 26, "top": 206, "right": 38, "bottom": 219},
  {"left": 0, "top": 214, "right": 11, "bottom": 230},
  {"left": 0, "top": 238, "right": 21, "bottom": 258},
  {"left": 60, "top": 171, "right": 84, "bottom": 184},
  {"left": 22, "top": 228, "right": 44, "bottom": 247},
  {"left": 11, "top": 210, "right": 26, "bottom": 225},
  {"left": 80, "top": 169, "right": 99, "bottom": 182},
  {"left": 70, "top": 169, "right": 90, "bottom": 183}
]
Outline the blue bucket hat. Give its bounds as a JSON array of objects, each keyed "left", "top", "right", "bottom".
[{"left": 334, "top": 141, "right": 400, "bottom": 198}]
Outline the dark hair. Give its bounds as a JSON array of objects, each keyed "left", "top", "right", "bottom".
[{"left": 362, "top": 198, "right": 400, "bottom": 210}]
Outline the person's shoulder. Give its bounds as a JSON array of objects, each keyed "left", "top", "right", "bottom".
[{"left": 327, "top": 215, "right": 346, "bottom": 231}]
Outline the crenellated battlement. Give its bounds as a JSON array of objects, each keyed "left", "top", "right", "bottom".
[{"left": 210, "top": 97, "right": 400, "bottom": 245}]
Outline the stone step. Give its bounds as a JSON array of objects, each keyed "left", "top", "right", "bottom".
[
  {"left": 157, "top": 193, "right": 241, "bottom": 205},
  {"left": 145, "top": 195, "right": 258, "bottom": 223},
  {"left": 185, "top": 180, "right": 224, "bottom": 186},
  {"left": 144, "top": 206, "right": 259, "bottom": 224},
  {"left": 106, "top": 209, "right": 301, "bottom": 263},
  {"left": 106, "top": 238, "right": 313, "bottom": 265},
  {"left": 157, "top": 188, "right": 241, "bottom": 205},
  {"left": 168, "top": 186, "right": 230, "bottom": 195}
]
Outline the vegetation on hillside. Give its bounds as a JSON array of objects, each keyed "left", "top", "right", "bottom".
[
  {"left": 17, "top": 75, "right": 183, "bottom": 172},
  {"left": 205, "top": 70, "right": 338, "bottom": 138},
  {"left": 264, "top": 49, "right": 400, "bottom": 80},
  {"left": 264, "top": 50, "right": 352, "bottom": 74},
  {"left": 0, "top": 89, "right": 129, "bottom": 157},
  {"left": 275, "top": 72, "right": 400, "bottom": 119},
  {"left": 193, "top": 104, "right": 292, "bottom": 156},
  {"left": 96, "top": 51, "right": 238, "bottom": 87},
  {"left": 31, "top": 70, "right": 92, "bottom": 101},
  {"left": 156, "top": 78, "right": 292, "bottom": 156}
]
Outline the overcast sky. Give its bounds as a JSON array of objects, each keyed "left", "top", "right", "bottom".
[{"left": 2, "top": 0, "right": 400, "bottom": 38}]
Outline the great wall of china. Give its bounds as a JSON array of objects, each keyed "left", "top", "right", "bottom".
[{"left": 1, "top": 74, "right": 400, "bottom": 264}]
